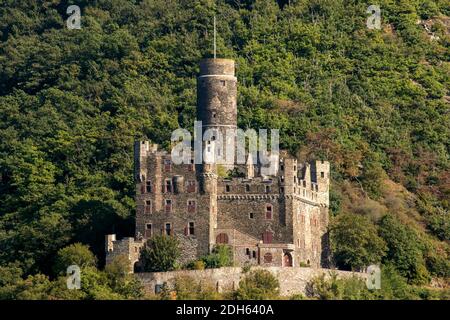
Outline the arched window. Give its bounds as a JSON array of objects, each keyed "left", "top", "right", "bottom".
[
  {"left": 216, "top": 233, "right": 229, "bottom": 244},
  {"left": 283, "top": 252, "right": 293, "bottom": 267},
  {"left": 264, "top": 253, "right": 273, "bottom": 263}
]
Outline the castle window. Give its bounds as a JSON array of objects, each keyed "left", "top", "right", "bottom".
[
  {"left": 303, "top": 181, "right": 306, "bottom": 187},
  {"left": 226, "top": 185, "right": 231, "bottom": 192},
  {"left": 280, "top": 187, "right": 285, "bottom": 193},
  {"left": 246, "top": 248, "right": 250, "bottom": 256},
  {"left": 252, "top": 251, "right": 256, "bottom": 259},
  {"left": 145, "top": 224, "right": 152, "bottom": 237},
  {"left": 212, "top": 112, "right": 217, "bottom": 119},
  {"left": 265, "top": 185, "right": 271, "bottom": 193},
  {"left": 164, "top": 159, "right": 172, "bottom": 172},
  {"left": 146, "top": 181, "right": 152, "bottom": 193},
  {"left": 165, "top": 199, "right": 172, "bottom": 213},
  {"left": 294, "top": 165, "right": 297, "bottom": 171},
  {"left": 187, "top": 200, "right": 196, "bottom": 213},
  {"left": 187, "top": 159, "right": 194, "bottom": 171},
  {"left": 145, "top": 200, "right": 152, "bottom": 214},
  {"left": 262, "top": 231, "right": 273, "bottom": 244},
  {"left": 165, "top": 223, "right": 172, "bottom": 236},
  {"left": 249, "top": 212, "right": 254, "bottom": 219},
  {"left": 216, "top": 233, "right": 229, "bottom": 244},
  {"left": 188, "top": 222, "right": 195, "bottom": 235},
  {"left": 265, "top": 204, "right": 273, "bottom": 220},
  {"left": 165, "top": 179, "right": 172, "bottom": 193},
  {"left": 320, "top": 171, "right": 325, "bottom": 178},
  {"left": 280, "top": 164, "right": 284, "bottom": 171},
  {"left": 220, "top": 80, "right": 226, "bottom": 86},
  {"left": 245, "top": 184, "right": 250, "bottom": 192},
  {"left": 280, "top": 176, "right": 285, "bottom": 182},
  {"left": 187, "top": 180, "right": 196, "bottom": 193},
  {"left": 264, "top": 253, "right": 273, "bottom": 263}
]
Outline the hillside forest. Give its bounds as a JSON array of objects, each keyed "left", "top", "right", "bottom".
[{"left": 0, "top": 0, "right": 449, "bottom": 299}]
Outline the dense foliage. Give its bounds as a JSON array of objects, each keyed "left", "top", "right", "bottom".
[
  {"left": 141, "top": 235, "right": 180, "bottom": 272},
  {"left": 0, "top": 0, "right": 449, "bottom": 299},
  {"left": 234, "top": 269, "right": 280, "bottom": 300}
]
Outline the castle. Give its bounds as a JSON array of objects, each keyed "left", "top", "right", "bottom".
[{"left": 105, "top": 58, "right": 330, "bottom": 271}]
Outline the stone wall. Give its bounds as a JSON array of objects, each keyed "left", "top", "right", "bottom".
[{"left": 136, "top": 267, "right": 367, "bottom": 297}]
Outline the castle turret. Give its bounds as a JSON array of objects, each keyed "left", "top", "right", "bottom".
[{"left": 198, "top": 59, "right": 237, "bottom": 169}]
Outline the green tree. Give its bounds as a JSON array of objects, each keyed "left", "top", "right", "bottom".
[
  {"left": 53, "top": 243, "right": 97, "bottom": 276},
  {"left": 141, "top": 235, "right": 180, "bottom": 272},
  {"left": 105, "top": 255, "right": 144, "bottom": 299},
  {"left": 379, "top": 215, "right": 430, "bottom": 284},
  {"left": 330, "top": 214, "right": 387, "bottom": 270}
]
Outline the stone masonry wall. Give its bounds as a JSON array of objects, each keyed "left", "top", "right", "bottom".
[{"left": 136, "top": 267, "right": 368, "bottom": 297}]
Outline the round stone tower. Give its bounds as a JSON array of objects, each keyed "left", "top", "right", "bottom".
[{"left": 197, "top": 59, "right": 237, "bottom": 169}]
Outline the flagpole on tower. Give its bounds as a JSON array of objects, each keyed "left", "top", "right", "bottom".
[{"left": 213, "top": 15, "right": 217, "bottom": 59}]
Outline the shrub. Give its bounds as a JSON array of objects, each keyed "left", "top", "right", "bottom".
[
  {"left": 235, "top": 269, "right": 279, "bottom": 300},
  {"left": 160, "top": 275, "right": 222, "bottom": 300},
  {"left": 201, "top": 245, "right": 233, "bottom": 269},
  {"left": 426, "top": 208, "right": 450, "bottom": 241},
  {"left": 185, "top": 260, "right": 205, "bottom": 270},
  {"left": 306, "top": 273, "right": 373, "bottom": 300},
  {"left": 141, "top": 235, "right": 180, "bottom": 272}
]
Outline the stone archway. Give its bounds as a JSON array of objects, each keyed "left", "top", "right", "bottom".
[
  {"left": 133, "top": 260, "right": 143, "bottom": 273},
  {"left": 283, "top": 252, "right": 293, "bottom": 267}
]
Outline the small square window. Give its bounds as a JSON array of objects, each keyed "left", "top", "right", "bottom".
[
  {"left": 226, "top": 185, "right": 231, "bottom": 192},
  {"left": 187, "top": 180, "right": 196, "bottom": 192},
  {"left": 249, "top": 212, "right": 254, "bottom": 219}
]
